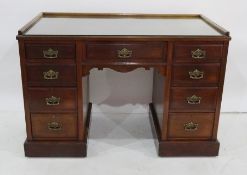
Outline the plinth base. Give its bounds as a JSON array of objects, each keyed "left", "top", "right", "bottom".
[{"left": 24, "top": 140, "right": 87, "bottom": 157}]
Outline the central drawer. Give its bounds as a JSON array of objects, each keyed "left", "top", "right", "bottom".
[
  {"left": 86, "top": 42, "right": 166, "bottom": 62},
  {"left": 28, "top": 88, "right": 77, "bottom": 112}
]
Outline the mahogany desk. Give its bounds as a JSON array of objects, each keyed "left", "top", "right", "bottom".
[{"left": 17, "top": 13, "right": 231, "bottom": 157}]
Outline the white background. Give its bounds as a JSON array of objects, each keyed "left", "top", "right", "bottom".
[
  {"left": 0, "top": 1, "right": 247, "bottom": 175},
  {"left": 0, "top": 0, "right": 246, "bottom": 113}
]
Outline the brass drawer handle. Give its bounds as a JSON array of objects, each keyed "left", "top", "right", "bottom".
[
  {"left": 48, "top": 121, "right": 62, "bottom": 131},
  {"left": 184, "top": 122, "right": 198, "bottom": 131},
  {"left": 43, "top": 48, "right": 58, "bottom": 59},
  {"left": 189, "top": 69, "right": 204, "bottom": 79},
  {"left": 43, "top": 69, "right": 59, "bottom": 80},
  {"left": 191, "top": 49, "right": 206, "bottom": 59},
  {"left": 187, "top": 95, "right": 201, "bottom": 104},
  {"left": 45, "top": 96, "right": 60, "bottom": 106},
  {"left": 117, "top": 48, "right": 132, "bottom": 58}
]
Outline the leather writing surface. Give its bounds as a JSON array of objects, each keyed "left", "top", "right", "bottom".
[{"left": 26, "top": 18, "right": 222, "bottom": 36}]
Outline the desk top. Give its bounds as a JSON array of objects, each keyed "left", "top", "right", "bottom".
[{"left": 18, "top": 13, "right": 229, "bottom": 37}]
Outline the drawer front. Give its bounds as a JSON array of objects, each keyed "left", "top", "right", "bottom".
[
  {"left": 172, "top": 64, "right": 220, "bottom": 86},
  {"left": 168, "top": 113, "right": 214, "bottom": 139},
  {"left": 29, "top": 88, "right": 77, "bottom": 112},
  {"left": 26, "top": 65, "right": 77, "bottom": 86},
  {"left": 31, "top": 113, "right": 77, "bottom": 139},
  {"left": 174, "top": 43, "right": 223, "bottom": 63},
  {"left": 25, "top": 43, "right": 75, "bottom": 60},
  {"left": 170, "top": 88, "right": 218, "bottom": 112},
  {"left": 86, "top": 42, "right": 166, "bottom": 62}
]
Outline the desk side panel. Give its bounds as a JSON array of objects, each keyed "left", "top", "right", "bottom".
[
  {"left": 82, "top": 76, "right": 89, "bottom": 131},
  {"left": 152, "top": 69, "right": 165, "bottom": 133},
  {"left": 212, "top": 41, "right": 230, "bottom": 139},
  {"left": 18, "top": 40, "right": 32, "bottom": 140}
]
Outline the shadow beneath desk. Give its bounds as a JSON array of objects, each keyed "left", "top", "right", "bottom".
[
  {"left": 87, "top": 113, "right": 156, "bottom": 157},
  {"left": 89, "top": 113, "right": 153, "bottom": 140}
]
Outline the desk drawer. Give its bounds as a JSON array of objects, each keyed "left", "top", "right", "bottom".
[
  {"left": 26, "top": 65, "right": 77, "bottom": 86},
  {"left": 168, "top": 113, "right": 214, "bottom": 139},
  {"left": 86, "top": 42, "right": 166, "bottom": 62},
  {"left": 174, "top": 43, "right": 223, "bottom": 63},
  {"left": 29, "top": 88, "right": 77, "bottom": 112},
  {"left": 172, "top": 64, "right": 220, "bottom": 86},
  {"left": 25, "top": 43, "right": 75, "bottom": 60},
  {"left": 31, "top": 113, "right": 77, "bottom": 139},
  {"left": 170, "top": 87, "right": 218, "bottom": 112}
]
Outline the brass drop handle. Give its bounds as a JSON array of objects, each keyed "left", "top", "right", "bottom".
[
  {"left": 43, "top": 69, "right": 59, "bottom": 80},
  {"left": 187, "top": 95, "right": 201, "bottom": 105},
  {"left": 48, "top": 121, "right": 62, "bottom": 131},
  {"left": 189, "top": 69, "right": 204, "bottom": 79},
  {"left": 43, "top": 48, "right": 58, "bottom": 59},
  {"left": 184, "top": 122, "right": 198, "bottom": 131},
  {"left": 45, "top": 96, "right": 60, "bottom": 106},
  {"left": 117, "top": 48, "right": 132, "bottom": 58},
  {"left": 191, "top": 49, "right": 206, "bottom": 59}
]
